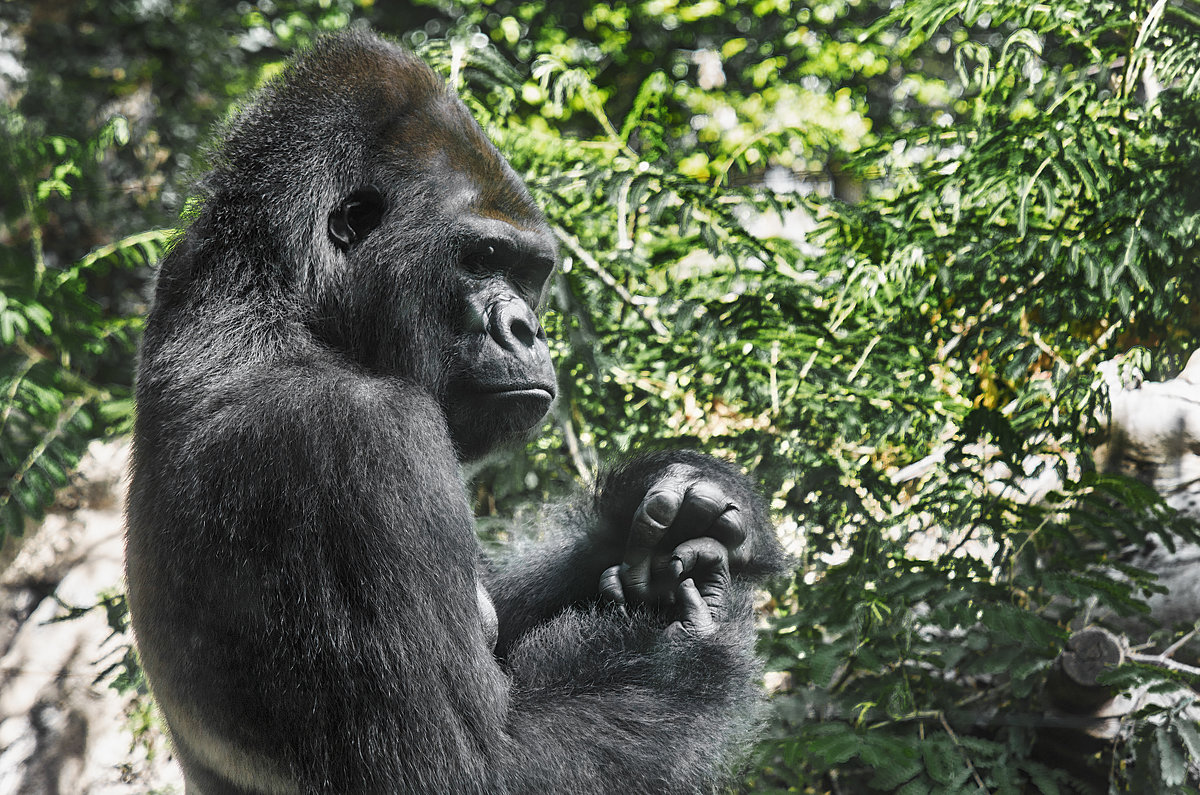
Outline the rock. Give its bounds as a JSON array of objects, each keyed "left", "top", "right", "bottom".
[
  {"left": 1095, "top": 353, "right": 1200, "bottom": 639},
  {"left": 0, "top": 438, "right": 182, "bottom": 795}
]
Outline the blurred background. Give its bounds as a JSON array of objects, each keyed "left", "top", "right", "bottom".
[{"left": 2, "top": 0, "right": 1200, "bottom": 791}]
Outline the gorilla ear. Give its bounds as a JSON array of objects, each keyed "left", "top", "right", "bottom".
[{"left": 328, "top": 187, "right": 385, "bottom": 252}]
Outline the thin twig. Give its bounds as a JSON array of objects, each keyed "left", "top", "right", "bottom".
[
  {"left": 939, "top": 713, "right": 988, "bottom": 793},
  {"left": 0, "top": 354, "right": 38, "bottom": 439},
  {"left": 1073, "top": 320, "right": 1122, "bottom": 369},
  {"left": 1031, "top": 331, "right": 1068, "bottom": 368},
  {"left": 939, "top": 271, "right": 1047, "bottom": 360},
  {"left": 551, "top": 225, "right": 669, "bottom": 337},
  {"left": 67, "top": 228, "right": 171, "bottom": 281},
  {"left": 0, "top": 397, "right": 86, "bottom": 514},
  {"left": 769, "top": 341, "right": 780, "bottom": 416},
  {"left": 846, "top": 335, "right": 881, "bottom": 383},
  {"left": 555, "top": 401, "right": 595, "bottom": 483},
  {"left": 1161, "top": 628, "right": 1198, "bottom": 660},
  {"left": 20, "top": 175, "right": 46, "bottom": 291},
  {"left": 1127, "top": 651, "right": 1200, "bottom": 677}
]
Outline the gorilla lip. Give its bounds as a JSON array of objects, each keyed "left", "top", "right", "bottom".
[
  {"left": 484, "top": 386, "right": 554, "bottom": 397},
  {"left": 481, "top": 386, "right": 556, "bottom": 403}
]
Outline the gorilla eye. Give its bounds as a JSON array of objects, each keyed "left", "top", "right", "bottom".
[
  {"left": 328, "top": 187, "right": 385, "bottom": 252},
  {"left": 462, "top": 245, "right": 496, "bottom": 276}
]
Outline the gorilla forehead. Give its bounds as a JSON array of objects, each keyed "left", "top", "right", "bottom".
[
  {"left": 219, "top": 30, "right": 541, "bottom": 231},
  {"left": 377, "top": 96, "right": 542, "bottom": 231}
]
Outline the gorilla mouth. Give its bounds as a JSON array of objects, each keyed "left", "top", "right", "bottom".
[
  {"left": 455, "top": 382, "right": 556, "bottom": 419},
  {"left": 477, "top": 385, "right": 557, "bottom": 417},
  {"left": 443, "top": 381, "right": 555, "bottom": 459},
  {"left": 483, "top": 386, "right": 555, "bottom": 401}
]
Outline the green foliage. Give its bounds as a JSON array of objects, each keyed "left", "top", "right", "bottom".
[
  {"left": 748, "top": 1, "right": 1200, "bottom": 790},
  {"left": 0, "top": 112, "right": 168, "bottom": 539}
]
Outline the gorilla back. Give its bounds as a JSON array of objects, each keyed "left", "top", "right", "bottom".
[{"left": 127, "top": 29, "right": 786, "bottom": 795}]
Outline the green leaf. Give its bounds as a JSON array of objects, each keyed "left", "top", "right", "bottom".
[
  {"left": 1176, "top": 719, "right": 1200, "bottom": 762},
  {"left": 862, "top": 734, "right": 922, "bottom": 789},
  {"left": 806, "top": 724, "right": 862, "bottom": 766},
  {"left": 808, "top": 645, "right": 841, "bottom": 688},
  {"left": 1158, "top": 725, "right": 1188, "bottom": 787},
  {"left": 920, "top": 737, "right": 960, "bottom": 785},
  {"left": 1018, "top": 760, "right": 1062, "bottom": 795}
]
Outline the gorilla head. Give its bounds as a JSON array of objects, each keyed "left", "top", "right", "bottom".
[{"left": 189, "top": 31, "right": 557, "bottom": 459}]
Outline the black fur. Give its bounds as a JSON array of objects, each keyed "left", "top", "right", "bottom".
[{"left": 125, "top": 29, "right": 786, "bottom": 795}]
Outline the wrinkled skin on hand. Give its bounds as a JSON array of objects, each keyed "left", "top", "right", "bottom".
[{"left": 599, "top": 463, "right": 752, "bottom": 637}]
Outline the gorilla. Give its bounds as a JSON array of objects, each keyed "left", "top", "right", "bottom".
[{"left": 125, "top": 29, "right": 786, "bottom": 795}]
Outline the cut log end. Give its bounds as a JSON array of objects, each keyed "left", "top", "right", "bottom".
[{"left": 1060, "top": 628, "right": 1124, "bottom": 688}]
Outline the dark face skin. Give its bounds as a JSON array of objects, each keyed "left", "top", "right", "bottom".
[{"left": 440, "top": 215, "right": 558, "bottom": 459}]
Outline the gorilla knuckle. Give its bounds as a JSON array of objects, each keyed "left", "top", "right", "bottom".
[
  {"left": 674, "top": 536, "right": 728, "bottom": 565},
  {"left": 640, "top": 488, "right": 686, "bottom": 529}
]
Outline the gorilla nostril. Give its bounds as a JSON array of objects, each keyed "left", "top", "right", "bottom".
[{"left": 510, "top": 315, "right": 537, "bottom": 348}]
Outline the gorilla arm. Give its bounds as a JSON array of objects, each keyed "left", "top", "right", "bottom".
[
  {"left": 128, "top": 365, "right": 511, "bottom": 791},
  {"left": 320, "top": 384, "right": 774, "bottom": 793}
]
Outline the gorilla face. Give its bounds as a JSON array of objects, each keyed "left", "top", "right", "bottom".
[
  {"left": 441, "top": 218, "right": 558, "bottom": 460},
  {"left": 316, "top": 68, "right": 558, "bottom": 460}
]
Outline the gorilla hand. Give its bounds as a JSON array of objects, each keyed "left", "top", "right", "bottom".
[
  {"left": 600, "top": 536, "right": 731, "bottom": 637},
  {"left": 591, "top": 452, "right": 784, "bottom": 638},
  {"left": 602, "top": 463, "right": 747, "bottom": 603}
]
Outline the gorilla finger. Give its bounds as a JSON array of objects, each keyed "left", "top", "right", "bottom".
[
  {"left": 677, "top": 578, "right": 714, "bottom": 622},
  {"left": 623, "top": 552, "right": 680, "bottom": 607},
  {"left": 666, "top": 579, "right": 717, "bottom": 640},
  {"left": 709, "top": 504, "right": 748, "bottom": 552},
  {"left": 666, "top": 480, "right": 734, "bottom": 547},
  {"left": 623, "top": 475, "right": 690, "bottom": 597},
  {"left": 618, "top": 560, "right": 654, "bottom": 603},
  {"left": 599, "top": 564, "right": 626, "bottom": 609},
  {"left": 670, "top": 537, "right": 729, "bottom": 580},
  {"left": 671, "top": 537, "right": 730, "bottom": 613},
  {"left": 621, "top": 556, "right": 682, "bottom": 604},
  {"left": 652, "top": 549, "right": 685, "bottom": 580},
  {"left": 622, "top": 553, "right": 680, "bottom": 605},
  {"left": 629, "top": 472, "right": 693, "bottom": 548}
]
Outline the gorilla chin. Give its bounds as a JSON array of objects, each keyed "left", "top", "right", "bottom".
[{"left": 446, "top": 383, "right": 555, "bottom": 460}]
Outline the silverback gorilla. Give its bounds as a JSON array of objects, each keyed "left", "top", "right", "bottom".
[{"left": 125, "top": 29, "right": 786, "bottom": 795}]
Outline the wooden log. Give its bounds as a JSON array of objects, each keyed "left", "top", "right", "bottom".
[{"left": 1045, "top": 627, "right": 1124, "bottom": 714}]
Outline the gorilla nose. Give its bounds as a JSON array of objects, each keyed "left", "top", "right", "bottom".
[{"left": 489, "top": 298, "right": 545, "bottom": 353}]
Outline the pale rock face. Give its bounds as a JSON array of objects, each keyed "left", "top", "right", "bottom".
[
  {"left": 0, "top": 438, "right": 183, "bottom": 795},
  {"left": 1095, "top": 351, "right": 1200, "bottom": 633}
]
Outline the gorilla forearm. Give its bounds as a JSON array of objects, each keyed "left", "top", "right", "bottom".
[
  {"left": 485, "top": 520, "right": 617, "bottom": 657},
  {"left": 501, "top": 606, "right": 765, "bottom": 794}
]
